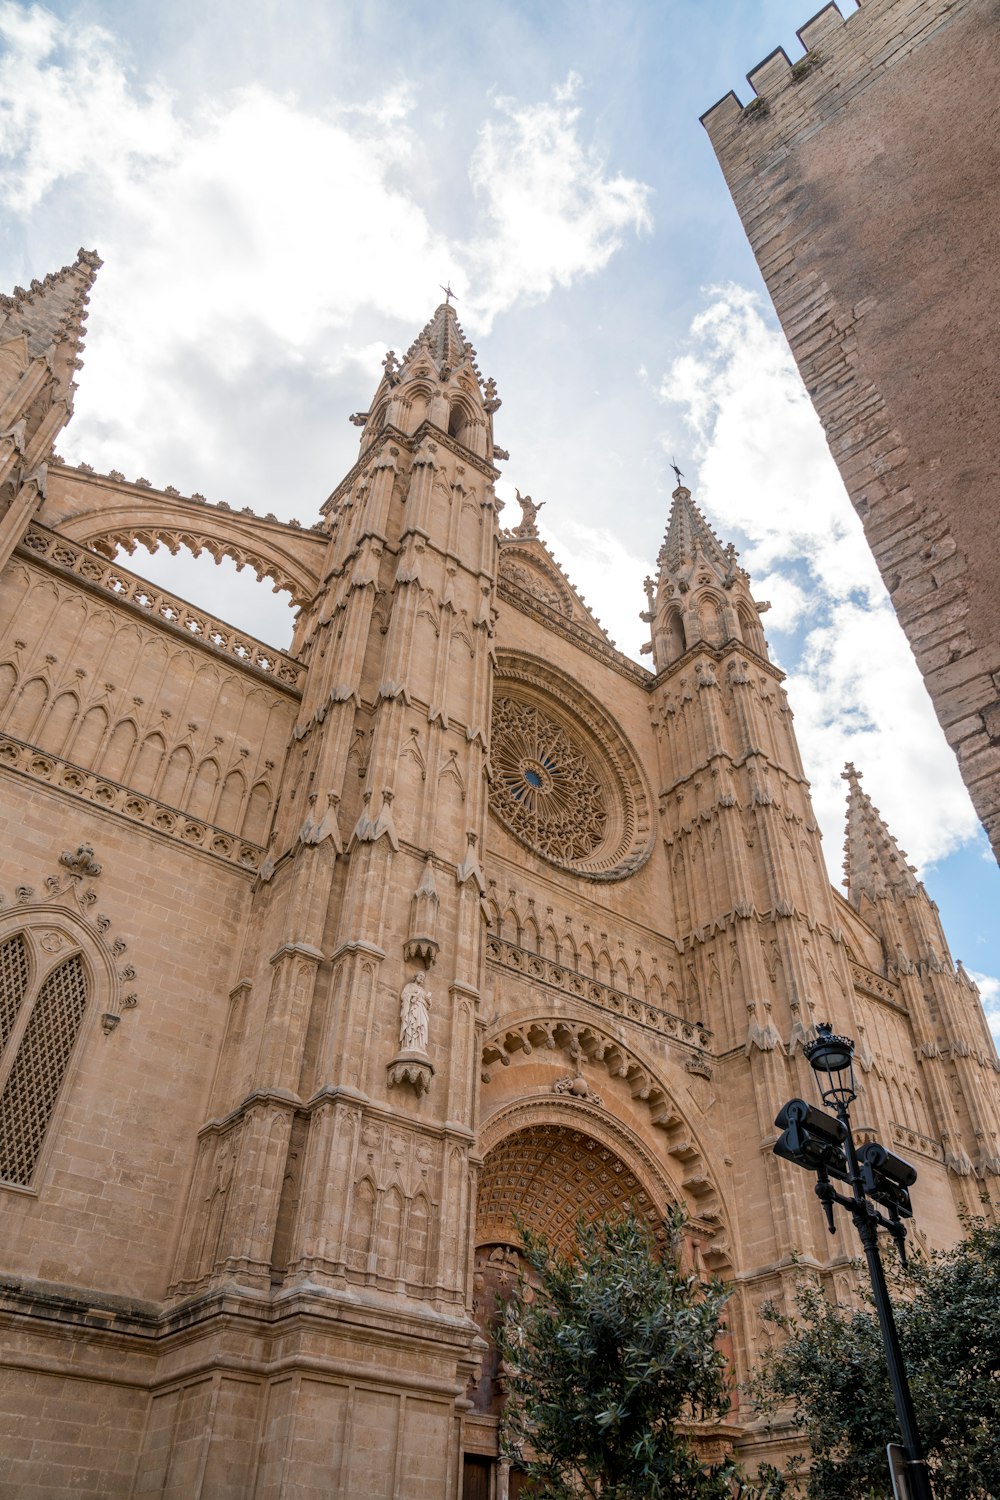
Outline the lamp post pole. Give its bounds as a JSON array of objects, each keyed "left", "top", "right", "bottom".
[
  {"left": 773, "top": 1023, "right": 934, "bottom": 1500},
  {"left": 832, "top": 1099, "right": 933, "bottom": 1500}
]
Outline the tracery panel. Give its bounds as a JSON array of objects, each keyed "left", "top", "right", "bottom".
[{"left": 0, "top": 950, "right": 89, "bottom": 1186}]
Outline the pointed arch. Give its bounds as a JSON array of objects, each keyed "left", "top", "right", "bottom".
[
  {"left": 0, "top": 950, "right": 90, "bottom": 1186},
  {"left": 0, "top": 662, "right": 17, "bottom": 716},
  {"left": 188, "top": 757, "right": 221, "bottom": 821},
  {"left": 484, "top": 895, "right": 503, "bottom": 938},
  {"left": 159, "top": 743, "right": 193, "bottom": 808},
  {"left": 379, "top": 1184, "right": 405, "bottom": 1280},
  {"left": 102, "top": 718, "right": 138, "bottom": 783},
  {"left": 70, "top": 703, "right": 109, "bottom": 769},
  {"left": 244, "top": 779, "right": 273, "bottom": 843},
  {"left": 696, "top": 590, "right": 726, "bottom": 647},
  {"left": 404, "top": 1190, "right": 431, "bottom": 1285},
  {"left": 38, "top": 690, "right": 80, "bottom": 757},
  {"left": 216, "top": 768, "right": 247, "bottom": 832},
  {"left": 664, "top": 608, "right": 686, "bottom": 661},
  {"left": 737, "top": 602, "right": 766, "bottom": 656},
  {"left": 5, "top": 676, "right": 48, "bottom": 741},
  {"left": 132, "top": 731, "right": 166, "bottom": 792},
  {"left": 345, "top": 1176, "right": 377, "bottom": 1273}
]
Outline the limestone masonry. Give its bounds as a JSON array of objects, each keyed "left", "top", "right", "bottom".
[
  {"left": 702, "top": 0, "right": 1000, "bottom": 864},
  {"left": 0, "top": 248, "right": 998, "bottom": 1497}
]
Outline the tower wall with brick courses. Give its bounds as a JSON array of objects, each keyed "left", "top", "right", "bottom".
[{"left": 702, "top": 0, "right": 1000, "bottom": 860}]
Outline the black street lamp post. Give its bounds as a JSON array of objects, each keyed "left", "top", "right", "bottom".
[{"left": 773, "top": 1022, "right": 934, "bottom": 1500}]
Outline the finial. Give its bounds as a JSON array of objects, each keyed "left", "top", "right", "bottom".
[
  {"left": 439, "top": 282, "right": 457, "bottom": 306},
  {"left": 842, "top": 762, "right": 862, "bottom": 784},
  {"left": 670, "top": 456, "right": 685, "bottom": 488}
]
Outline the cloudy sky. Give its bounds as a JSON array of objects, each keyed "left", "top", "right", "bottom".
[{"left": 1, "top": 0, "right": 997, "bottom": 1037}]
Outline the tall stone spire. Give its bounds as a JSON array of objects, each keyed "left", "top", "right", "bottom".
[
  {"left": 402, "top": 299, "right": 472, "bottom": 375},
  {"left": 0, "top": 247, "right": 102, "bottom": 365},
  {"left": 351, "top": 297, "right": 503, "bottom": 465},
  {"left": 841, "top": 762, "right": 920, "bottom": 906},
  {"left": 644, "top": 480, "right": 770, "bottom": 672},
  {"left": 0, "top": 248, "right": 103, "bottom": 569},
  {"left": 658, "top": 481, "right": 735, "bottom": 579}
]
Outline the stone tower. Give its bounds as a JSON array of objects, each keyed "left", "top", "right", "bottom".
[
  {"left": 701, "top": 0, "right": 1000, "bottom": 865},
  {"left": 0, "top": 261, "right": 997, "bottom": 1497}
]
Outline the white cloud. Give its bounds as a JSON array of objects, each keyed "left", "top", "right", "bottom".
[
  {"left": 967, "top": 970, "right": 1000, "bottom": 1049},
  {"left": 464, "top": 77, "right": 652, "bottom": 329},
  {"left": 660, "top": 285, "right": 979, "bottom": 877},
  {"left": 0, "top": 4, "right": 179, "bottom": 210},
  {"left": 0, "top": 10, "right": 651, "bottom": 498}
]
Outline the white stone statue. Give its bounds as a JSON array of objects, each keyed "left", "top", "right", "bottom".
[{"left": 399, "top": 971, "right": 431, "bottom": 1054}]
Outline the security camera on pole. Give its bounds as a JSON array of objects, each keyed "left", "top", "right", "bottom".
[{"left": 773, "top": 1023, "right": 933, "bottom": 1500}]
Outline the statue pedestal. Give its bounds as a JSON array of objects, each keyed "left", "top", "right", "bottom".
[{"left": 387, "top": 1050, "right": 434, "bottom": 1096}]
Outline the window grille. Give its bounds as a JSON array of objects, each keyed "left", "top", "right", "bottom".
[
  {"left": 0, "top": 948, "right": 89, "bottom": 1186},
  {"left": 0, "top": 935, "right": 30, "bottom": 1052}
]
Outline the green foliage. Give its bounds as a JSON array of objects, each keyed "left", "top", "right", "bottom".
[
  {"left": 749, "top": 1216, "right": 1000, "bottom": 1500},
  {"left": 495, "top": 1208, "right": 734, "bottom": 1500}
]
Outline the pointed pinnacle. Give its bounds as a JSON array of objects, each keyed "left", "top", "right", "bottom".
[
  {"left": 0, "top": 248, "right": 103, "bottom": 363},
  {"left": 658, "top": 483, "right": 734, "bottom": 580},
  {"left": 842, "top": 762, "right": 919, "bottom": 906}
]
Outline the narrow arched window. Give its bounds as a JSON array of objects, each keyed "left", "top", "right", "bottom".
[{"left": 0, "top": 937, "right": 89, "bottom": 1187}]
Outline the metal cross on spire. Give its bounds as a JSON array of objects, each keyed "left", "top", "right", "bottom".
[
  {"left": 439, "top": 283, "right": 457, "bottom": 306},
  {"left": 670, "top": 457, "right": 685, "bottom": 488}
]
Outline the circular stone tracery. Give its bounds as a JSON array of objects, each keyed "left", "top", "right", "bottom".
[
  {"left": 492, "top": 696, "right": 608, "bottom": 862},
  {"left": 488, "top": 666, "right": 653, "bottom": 880}
]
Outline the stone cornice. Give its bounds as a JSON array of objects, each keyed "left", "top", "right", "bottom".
[{"left": 498, "top": 576, "right": 651, "bottom": 684}]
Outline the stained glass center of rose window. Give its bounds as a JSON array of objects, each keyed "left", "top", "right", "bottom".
[{"left": 491, "top": 696, "right": 608, "bottom": 862}]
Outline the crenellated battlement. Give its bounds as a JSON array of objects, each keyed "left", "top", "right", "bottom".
[{"left": 701, "top": 0, "right": 962, "bottom": 149}]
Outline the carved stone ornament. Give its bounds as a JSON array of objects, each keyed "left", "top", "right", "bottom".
[
  {"left": 551, "top": 1070, "right": 604, "bottom": 1106},
  {"left": 399, "top": 971, "right": 431, "bottom": 1053},
  {"left": 387, "top": 1054, "right": 434, "bottom": 1097},
  {"left": 59, "top": 844, "right": 102, "bottom": 878}
]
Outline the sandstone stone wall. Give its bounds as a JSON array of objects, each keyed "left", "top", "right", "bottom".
[{"left": 703, "top": 0, "right": 1000, "bottom": 859}]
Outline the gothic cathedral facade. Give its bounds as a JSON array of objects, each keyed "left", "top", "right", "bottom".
[{"left": 0, "top": 254, "right": 998, "bottom": 1498}]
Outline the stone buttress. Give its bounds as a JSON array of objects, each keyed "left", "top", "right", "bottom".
[{"left": 161, "top": 303, "right": 504, "bottom": 1497}]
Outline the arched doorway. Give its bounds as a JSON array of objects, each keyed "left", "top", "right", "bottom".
[{"left": 469, "top": 1120, "right": 673, "bottom": 1417}]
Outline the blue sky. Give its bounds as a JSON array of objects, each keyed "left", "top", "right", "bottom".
[{"left": 1, "top": 0, "right": 997, "bottom": 1037}]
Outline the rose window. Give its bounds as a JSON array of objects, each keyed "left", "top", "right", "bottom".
[{"left": 492, "top": 696, "right": 608, "bottom": 862}]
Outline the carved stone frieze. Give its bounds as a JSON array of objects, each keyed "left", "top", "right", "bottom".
[{"left": 0, "top": 733, "right": 265, "bottom": 870}]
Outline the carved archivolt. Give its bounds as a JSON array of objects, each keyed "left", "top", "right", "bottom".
[
  {"left": 498, "top": 554, "right": 573, "bottom": 618},
  {"left": 480, "top": 1016, "right": 727, "bottom": 1256},
  {"left": 476, "top": 1116, "right": 668, "bottom": 1255},
  {"left": 489, "top": 652, "right": 653, "bottom": 881}
]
